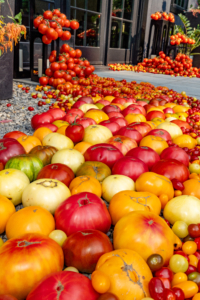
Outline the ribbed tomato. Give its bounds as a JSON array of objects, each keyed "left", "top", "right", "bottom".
[
  {"left": 126, "top": 146, "right": 160, "bottom": 169},
  {"left": 0, "top": 138, "right": 25, "bottom": 165}
]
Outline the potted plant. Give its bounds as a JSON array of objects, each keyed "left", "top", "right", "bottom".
[{"left": 0, "top": 0, "right": 26, "bottom": 100}]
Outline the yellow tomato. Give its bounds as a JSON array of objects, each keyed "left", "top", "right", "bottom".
[
  {"left": 173, "top": 134, "right": 197, "bottom": 149},
  {"left": 104, "top": 96, "right": 115, "bottom": 102},
  {"left": 171, "top": 272, "right": 188, "bottom": 287},
  {"left": 84, "top": 110, "right": 109, "bottom": 123},
  {"left": 173, "top": 105, "right": 190, "bottom": 113},
  {"left": 53, "top": 120, "right": 69, "bottom": 128},
  {"left": 140, "top": 135, "right": 168, "bottom": 155},
  {"left": 151, "top": 118, "right": 165, "bottom": 125},
  {"left": 125, "top": 113, "right": 146, "bottom": 124}
]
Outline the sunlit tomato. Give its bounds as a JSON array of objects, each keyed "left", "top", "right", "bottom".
[
  {"left": 70, "top": 20, "right": 80, "bottom": 30},
  {"left": 126, "top": 146, "right": 160, "bottom": 169},
  {"left": 65, "top": 123, "right": 84, "bottom": 144},
  {"left": 61, "top": 31, "right": 71, "bottom": 41}
]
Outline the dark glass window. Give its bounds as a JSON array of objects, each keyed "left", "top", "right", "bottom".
[
  {"left": 110, "top": 0, "right": 134, "bottom": 49},
  {"left": 70, "top": 0, "right": 102, "bottom": 47},
  {"left": 170, "top": 0, "right": 188, "bottom": 13}
]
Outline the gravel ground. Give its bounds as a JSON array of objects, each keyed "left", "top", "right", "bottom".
[{"left": 0, "top": 82, "right": 52, "bottom": 139}]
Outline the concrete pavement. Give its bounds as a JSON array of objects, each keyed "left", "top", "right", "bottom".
[{"left": 95, "top": 70, "right": 200, "bottom": 99}]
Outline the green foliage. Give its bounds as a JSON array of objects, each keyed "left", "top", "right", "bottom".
[{"left": 8, "top": 11, "right": 23, "bottom": 25}]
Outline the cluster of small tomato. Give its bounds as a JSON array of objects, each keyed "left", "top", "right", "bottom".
[
  {"left": 33, "top": 8, "right": 79, "bottom": 45},
  {"left": 39, "top": 44, "right": 95, "bottom": 89},
  {"left": 170, "top": 33, "right": 195, "bottom": 46},
  {"left": 108, "top": 63, "right": 135, "bottom": 72},
  {"left": 135, "top": 51, "right": 200, "bottom": 77},
  {"left": 147, "top": 222, "right": 200, "bottom": 300},
  {"left": 151, "top": 11, "right": 175, "bottom": 22}
]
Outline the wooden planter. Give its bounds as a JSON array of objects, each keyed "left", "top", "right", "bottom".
[
  {"left": 186, "top": 12, "right": 200, "bottom": 68},
  {"left": 0, "top": 0, "right": 15, "bottom": 100}
]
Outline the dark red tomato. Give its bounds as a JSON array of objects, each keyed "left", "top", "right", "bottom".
[
  {"left": 172, "top": 287, "right": 185, "bottom": 300},
  {"left": 109, "top": 117, "right": 128, "bottom": 128},
  {"left": 154, "top": 267, "right": 174, "bottom": 281},
  {"left": 61, "top": 31, "right": 71, "bottom": 41},
  {"left": 47, "top": 108, "right": 66, "bottom": 121},
  {"left": 76, "top": 117, "right": 96, "bottom": 128},
  {"left": 70, "top": 20, "right": 80, "bottom": 30},
  {"left": 99, "top": 120, "right": 120, "bottom": 135},
  {"left": 3, "top": 131, "right": 26, "bottom": 140},
  {"left": 121, "top": 106, "right": 141, "bottom": 117},
  {"left": 39, "top": 76, "right": 49, "bottom": 86},
  {"left": 78, "top": 96, "right": 94, "bottom": 104},
  {"left": 171, "top": 178, "right": 184, "bottom": 191},
  {"left": 48, "top": 77, "right": 55, "bottom": 86},
  {"left": 126, "top": 146, "right": 160, "bottom": 170},
  {"left": 149, "top": 278, "right": 165, "bottom": 300},
  {"left": 45, "top": 68, "right": 53, "bottom": 77},
  {"left": 35, "top": 123, "right": 58, "bottom": 132},
  {"left": 62, "top": 229, "right": 113, "bottom": 273},
  {"left": 43, "top": 10, "right": 53, "bottom": 20},
  {"left": 67, "top": 108, "right": 84, "bottom": 118},
  {"left": 185, "top": 264, "right": 197, "bottom": 275},
  {"left": 0, "top": 138, "right": 26, "bottom": 165},
  {"left": 147, "top": 129, "right": 172, "bottom": 141},
  {"left": 159, "top": 278, "right": 171, "bottom": 289},
  {"left": 188, "top": 224, "right": 200, "bottom": 238},
  {"left": 151, "top": 159, "right": 189, "bottom": 182},
  {"left": 50, "top": 62, "right": 60, "bottom": 72},
  {"left": 84, "top": 143, "right": 124, "bottom": 168},
  {"left": 42, "top": 35, "right": 52, "bottom": 45},
  {"left": 160, "top": 146, "right": 189, "bottom": 167},
  {"left": 37, "top": 163, "right": 74, "bottom": 186},
  {"left": 98, "top": 294, "right": 119, "bottom": 300},
  {"left": 65, "top": 122, "right": 84, "bottom": 143},
  {"left": 117, "top": 127, "right": 142, "bottom": 143},
  {"left": 84, "top": 66, "right": 93, "bottom": 77},
  {"left": 102, "top": 105, "right": 121, "bottom": 114},
  {"left": 112, "top": 156, "right": 148, "bottom": 181},
  {"left": 31, "top": 112, "right": 54, "bottom": 129}
]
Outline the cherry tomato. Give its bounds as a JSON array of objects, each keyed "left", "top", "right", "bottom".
[
  {"left": 185, "top": 264, "right": 197, "bottom": 275},
  {"left": 172, "top": 287, "right": 185, "bottom": 300},
  {"left": 163, "top": 289, "right": 176, "bottom": 300},
  {"left": 28, "top": 107, "right": 34, "bottom": 111},
  {"left": 172, "top": 272, "right": 188, "bottom": 287},
  {"left": 43, "top": 10, "right": 53, "bottom": 20},
  {"left": 188, "top": 224, "right": 200, "bottom": 238},
  {"left": 169, "top": 254, "right": 189, "bottom": 273},
  {"left": 183, "top": 241, "right": 198, "bottom": 255},
  {"left": 149, "top": 278, "right": 165, "bottom": 300},
  {"left": 147, "top": 254, "right": 164, "bottom": 272}
]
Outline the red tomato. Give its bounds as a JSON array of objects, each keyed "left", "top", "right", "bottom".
[
  {"left": 33, "top": 16, "right": 43, "bottom": 28},
  {"left": 46, "top": 28, "right": 58, "bottom": 40},
  {"left": 0, "top": 138, "right": 25, "bottom": 165},
  {"left": 75, "top": 49, "right": 82, "bottom": 58},
  {"left": 65, "top": 122, "right": 84, "bottom": 143},
  {"left": 62, "top": 230, "right": 113, "bottom": 273},
  {"left": 154, "top": 267, "right": 173, "bottom": 281},
  {"left": 43, "top": 10, "right": 53, "bottom": 20},
  {"left": 149, "top": 278, "right": 165, "bottom": 300},
  {"left": 84, "top": 143, "right": 124, "bottom": 168},
  {"left": 55, "top": 27, "right": 63, "bottom": 37},
  {"left": 147, "top": 129, "right": 172, "bottom": 141},
  {"left": 50, "top": 62, "right": 60, "bottom": 72},
  {"left": 0, "top": 295, "right": 18, "bottom": 300},
  {"left": 31, "top": 112, "right": 54, "bottom": 129},
  {"left": 42, "top": 35, "right": 52, "bottom": 45},
  {"left": 160, "top": 146, "right": 189, "bottom": 167},
  {"left": 38, "top": 23, "right": 48, "bottom": 34},
  {"left": 49, "top": 55, "right": 56, "bottom": 63},
  {"left": 172, "top": 287, "right": 185, "bottom": 300},
  {"left": 99, "top": 120, "right": 120, "bottom": 135},
  {"left": 61, "top": 31, "right": 71, "bottom": 41},
  {"left": 53, "top": 70, "right": 64, "bottom": 79},
  {"left": 109, "top": 116, "right": 128, "bottom": 128},
  {"left": 117, "top": 126, "right": 143, "bottom": 143},
  {"left": 55, "top": 192, "right": 111, "bottom": 235},
  {"left": 52, "top": 9, "right": 61, "bottom": 17},
  {"left": 76, "top": 117, "right": 97, "bottom": 128},
  {"left": 3, "top": 131, "right": 26, "bottom": 140},
  {"left": 39, "top": 76, "right": 49, "bottom": 86},
  {"left": 151, "top": 159, "right": 190, "bottom": 182},
  {"left": 26, "top": 271, "right": 99, "bottom": 300},
  {"left": 64, "top": 19, "right": 71, "bottom": 27},
  {"left": 70, "top": 20, "right": 80, "bottom": 30},
  {"left": 69, "top": 49, "right": 76, "bottom": 58},
  {"left": 37, "top": 163, "right": 74, "bottom": 186},
  {"left": 45, "top": 68, "right": 53, "bottom": 77},
  {"left": 126, "top": 146, "right": 160, "bottom": 170},
  {"left": 48, "top": 108, "right": 66, "bottom": 121}
]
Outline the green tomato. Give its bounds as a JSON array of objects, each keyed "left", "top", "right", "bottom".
[
  {"left": 172, "top": 220, "right": 189, "bottom": 238},
  {"left": 189, "top": 163, "right": 200, "bottom": 174},
  {"left": 49, "top": 230, "right": 67, "bottom": 247},
  {"left": 0, "top": 238, "right": 4, "bottom": 247},
  {"left": 169, "top": 254, "right": 188, "bottom": 273}
]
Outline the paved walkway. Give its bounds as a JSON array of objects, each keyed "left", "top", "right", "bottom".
[{"left": 95, "top": 70, "right": 200, "bottom": 99}]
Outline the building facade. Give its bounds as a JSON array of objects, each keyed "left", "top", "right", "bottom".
[{"left": 14, "top": 0, "right": 195, "bottom": 78}]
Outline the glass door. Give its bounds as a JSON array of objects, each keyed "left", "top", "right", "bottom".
[
  {"left": 70, "top": 0, "right": 108, "bottom": 64},
  {"left": 106, "top": 0, "right": 137, "bottom": 64}
]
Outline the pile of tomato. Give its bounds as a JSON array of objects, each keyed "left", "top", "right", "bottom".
[
  {"left": 38, "top": 44, "right": 95, "bottom": 88},
  {"left": 170, "top": 33, "right": 195, "bottom": 46},
  {"left": 151, "top": 11, "right": 175, "bottom": 22},
  {"left": 33, "top": 9, "right": 79, "bottom": 44},
  {"left": 3, "top": 75, "right": 200, "bottom": 300}
]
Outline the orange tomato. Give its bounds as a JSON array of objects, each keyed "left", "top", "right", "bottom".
[
  {"left": 182, "top": 241, "right": 197, "bottom": 255},
  {"left": 125, "top": 113, "right": 146, "bottom": 124},
  {"left": 74, "top": 141, "right": 93, "bottom": 154},
  {"left": 140, "top": 135, "right": 168, "bottom": 155},
  {"left": 17, "top": 136, "right": 42, "bottom": 153},
  {"left": 145, "top": 121, "right": 157, "bottom": 129},
  {"left": 0, "top": 195, "right": 15, "bottom": 234},
  {"left": 193, "top": 293, "right": 200, "bottom": 300},
  {"left": 109, "top": 191, "right": 161, "bottom": 225},
  {"left": 174, "top": 234, "right": 182, "bottom": 250},
  {"left": 174, "top": 281, "right": 198, "bottom": 298},
  {"left": 174, "top": 190, "right": 182, "bottom": 197},
  {"left": 53, "top": 120, "right": 69, "bottom": 128},
  {"left": 159, "top": 194, "right": 169, "bottom": 209},
  {"left": 171, "top": 272, "right": 188, "bottom": 287},
  {"left": 91, "top": 270, "right": 110, "bottom": 294},
  {"left": 84, "top": 110, "right": 109, "bottom": 123},
  {"left": 6, "top": 206, "right": 55, "bottom": 239},
  {"left": 69, "top": 175, "right": 102, "bottom": 197},
  {"left": 33, "top": 127, "right": 52, "bottom": 142},
  {"left": 182, "top": 179, "right": 200, "bottom": 199},
  {"left": 189, "top": 254, "right": 199, "bottom": 268},
  {"left": 56, "top": 125, "right": 69, "bottom": 135}
]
